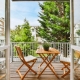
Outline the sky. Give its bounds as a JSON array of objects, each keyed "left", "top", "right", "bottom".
[
  {"left": 0, "top": 0, "right": 80, "bottom": 29},
  {"left": 74, "top": 0, "right": 80, "bottom": 24},
  {"left": 10, "top": 1, "right": 43, "bottom": 29},
  {"left": 0, "top": 0, "right": 5, "bottom": 18}
]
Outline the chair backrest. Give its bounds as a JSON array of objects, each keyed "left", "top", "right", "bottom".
[
  {"left": 74, "top": 50, "right": 80, "bottom": 58},
  {"left": 15, "top": 46, "right": 25, "bottom": 62},
  {"left": 74, "top": 50, "right": 80, "bottom": 63}
]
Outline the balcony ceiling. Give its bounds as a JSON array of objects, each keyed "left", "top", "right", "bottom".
[{"left": 12, "top": 0, "right": 70, "bottom": 1}]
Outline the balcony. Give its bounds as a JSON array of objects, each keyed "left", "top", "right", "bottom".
[
  {"left": 0, "top": 42, "right": 80, "bottom": 80},
  {"left": 10, "top": 42, "right": 70, "bottom": 80}
]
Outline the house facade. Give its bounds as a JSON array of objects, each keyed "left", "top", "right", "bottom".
[{"left": 0, "top": 17, "right": 5, "bottom": 46}]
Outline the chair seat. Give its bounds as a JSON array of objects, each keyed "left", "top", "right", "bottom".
[
  {"left": 24, "top": 55, "right": 37, "bottom": 62},
  {"left": 0, "top": 58, "right": 5, "bottom": 62},
  {"left": 60, "top": 55, "right": 70, "bottom": 63}
]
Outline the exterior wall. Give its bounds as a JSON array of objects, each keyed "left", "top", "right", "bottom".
[
  {"left": 31, "top": 26, "right": 45, "bottom": 43},
  {"left": 0, "top": 18, "right": 5, "bottom": 46},
  {"left": 0, "top": 18, "right": 5, "bottom": 36},
  {"left": 31, "top": 26, "right": 37, "bottom": 41}
]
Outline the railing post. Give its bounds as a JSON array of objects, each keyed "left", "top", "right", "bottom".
[{"left": 10, "top": 42, "right": 13, "bottom": 62}]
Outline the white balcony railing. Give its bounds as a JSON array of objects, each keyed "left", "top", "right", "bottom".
[
  {"left": 10, "top": 42, "right": 70, "bottom": 62},
  {"left": 0, "top": 45, "right": 9, "bottom": 80}
]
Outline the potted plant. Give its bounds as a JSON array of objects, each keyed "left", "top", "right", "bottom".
[{"left": 43, "top": 42, "right": 50, "bottom": 51}]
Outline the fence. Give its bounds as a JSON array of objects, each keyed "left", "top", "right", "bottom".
[{"left": 10, "top": 42, "right": 70, "bottom": 62}]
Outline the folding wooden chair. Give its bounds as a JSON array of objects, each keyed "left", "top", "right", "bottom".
[
  {"left": 60, "top": 50, "right": 80, "bottom": 78},
  {"left": 15, "top": 46, "right": 37, "bottom": 80},
  {"left": 60, "top": 54, "right": 70, "bottom": 78},
  {"left": 74, "top": 50, "right": 80, "bottom": 70}
]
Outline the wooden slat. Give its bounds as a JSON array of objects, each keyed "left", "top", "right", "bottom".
[
  {"left": 0, "top": 74, "right": 6, "bottom": 79},
  {"left": 10, "top": 62, "right": 71, "bottom": 80},
  {"left": 9, "top": 62, "right": 80, "bottom": 80},
  {"left": 9, "top": 61, "right": 80, "bottom": 80}
]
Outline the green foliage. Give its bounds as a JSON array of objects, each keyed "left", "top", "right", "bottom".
[
  {"left": 76, "top": 30, "right": 80, "bottom": 36},
  {"left": 37, "top": 1, "right": 70, "bottom": 42},
  {"left": 13, "top": 42, "right": 38, "bottom": 57},
  {"left": 10, "top": 19, "right": 37, "bottom": 56},
  {"left": 10, "top": 19, "right": 34, "bottom": 42}
]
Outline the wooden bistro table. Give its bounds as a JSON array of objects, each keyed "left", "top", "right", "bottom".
[{"left": 36, "top": 47, "right": 60, "bottom": 78}]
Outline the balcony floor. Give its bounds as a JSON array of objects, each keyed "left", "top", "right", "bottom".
[{"left": 10, "top": 62, "right": 71, "bottom": 80}]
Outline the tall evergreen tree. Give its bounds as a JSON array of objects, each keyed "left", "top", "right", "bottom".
[{"left": 37, "top": 1, "right": 70, "bottom": 42}]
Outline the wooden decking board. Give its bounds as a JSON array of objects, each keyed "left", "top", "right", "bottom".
[
  {"left": 10, "top": 78, "right": 68, "bottom": 80},
  {"left": 9, "top": 62, "right": 80, "bottom": 80},
  {"left": 10, "top": 62, "right": 70, "bottom": 80},
  {"left": 10, "top": 71, "right": 64, "bottom": 74}
]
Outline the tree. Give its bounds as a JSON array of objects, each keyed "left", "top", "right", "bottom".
[
  {"left": 76, "top": 29, "right": 80, "bottom": 36},
  {"left": 10, "top": 19, "right": 33, "bottom": 42},
  {"left": 10, "top": 19, "right": 37, "bottom": 56},
  {"left": 37, "top": 1, "right": 70, "bottom": 42}
]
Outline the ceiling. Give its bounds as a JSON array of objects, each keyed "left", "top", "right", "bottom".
[{"left": 12, "top": 0, "right": 70, "bottom": 1}]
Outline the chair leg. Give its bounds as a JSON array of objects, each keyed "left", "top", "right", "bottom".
[
  {"left": 16, "top": 63, "right": 24, "bottom": 73},
  {"left": 74, "top": 64, "right": 80, "bottom": 70},
  {"left": 16, "top": 63, "right": 25, "bottom": 80},
  {"left": 61, "top": 70, "right": 70, "bottom": 78},
  {"left": 16, "top": 60, "right": 37, "bottom": 80},
  {"left": 25, "top": 60, "right": 37, "bottom": 74},
  {"left": 21, "top": 60, "right": 37, "bottom": 80},
  {"left": 60, "top": 61, "right": 70, "bottom": 78},
  {"left": 61, "top": 66, "right": 66, "bottom": 70}
]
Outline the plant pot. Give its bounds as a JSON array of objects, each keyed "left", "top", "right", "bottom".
[
  {"left": 43, "top": 42, "right": 50, "bottom": 51},
  {"left": 44, "top": 47, "right": 49, "bottom": 51}
]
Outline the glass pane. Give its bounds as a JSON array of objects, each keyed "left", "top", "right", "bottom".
[
  {"left": 0, "top": 0, "right": 5, "bottom": 46},
  {"left": 74, "top": 0, "right": 80, "bottom": 46},
  {"left": 0, "top": 0, "right": 6, "bottom": 80},
  {"left": 74, "top": 0, "right": 80, "bottom": 79}
]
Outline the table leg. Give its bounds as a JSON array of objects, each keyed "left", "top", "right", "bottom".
[
  {"left": 42, "top": 54, "right": 54, "bottom": 69},
  {"left": 38, "top": 54, "right": 59, "bottom": 78},
  {"left": 39, "top": 54, "right": 50, "bottom": 67}
]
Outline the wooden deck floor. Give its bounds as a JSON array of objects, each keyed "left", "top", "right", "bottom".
[{"left": 10, "top": 62, "right": 70, "bottom": 80}]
